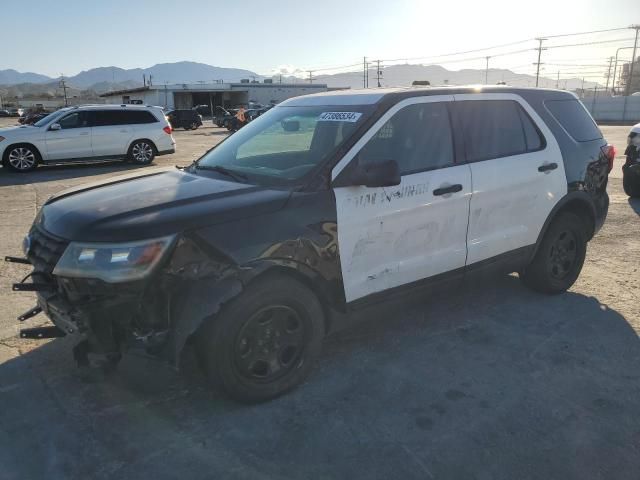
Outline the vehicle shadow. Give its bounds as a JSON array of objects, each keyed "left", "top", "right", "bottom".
[
  {"left": 628, "top": 196, "right": 640, "bottom": 216},
  {"left": 1, "top": 274, "right": 639, "bottom": 480},
  {"left": 0, "top": 161, "right": 156, "bottom": 187}
]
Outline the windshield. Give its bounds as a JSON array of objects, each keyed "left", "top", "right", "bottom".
[
  {"left": 33, "top": 109, "right": 66, "bottom": 127},
  {"left": 196, "top": 105, "right": 373, "bottom": 184}
]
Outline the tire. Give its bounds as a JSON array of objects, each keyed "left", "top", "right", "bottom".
[
  {"left": 521, "top": 212, "right": 587, "bottom": 294},
  {"left": 623, "top": 169, "right": 640, "bottom": 198},
  {"left": 191, "top": 122, "right": 199, "bottom": 130},
  {"left": 196, "top": 274, "right": 324, "bottom": 403},
  {"left": 128, "top": 140, "right": 155, "bottom": 165},
  {"left": 3, "top": 144, "right": 40, "bottom": 172}
]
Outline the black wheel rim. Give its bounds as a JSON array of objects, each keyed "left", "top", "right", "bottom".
[
  {"left": 233, "top": 305, "right": 306, "bottom": 383},
  {"left": 548, "top": 229, "right": 578, "bottom": 280}
]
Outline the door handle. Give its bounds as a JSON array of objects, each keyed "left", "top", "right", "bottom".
[
  {"left": 433, "top": 184, "right": 463, "bottom": 196},
  {"left": 79, "top": 132, "right": 89, "bottom": 136},
  {"left": 538, "top": 162, "right": 558, "bottom": 172}
]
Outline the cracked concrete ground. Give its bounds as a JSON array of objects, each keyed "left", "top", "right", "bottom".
[{"left": 0, "top": 120, "right": 638, "bottom": 479}]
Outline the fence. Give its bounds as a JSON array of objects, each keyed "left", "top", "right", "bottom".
[{"left": 583, "top": 95, "right": 640, "bottom": 123}]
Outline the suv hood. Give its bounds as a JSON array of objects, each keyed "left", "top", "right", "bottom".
[
  {"left": 40, "top": 169, "right": 292, "bottom": 242},
  {"left": 0, "top": 125, "right": 37, "bottom": 135}
]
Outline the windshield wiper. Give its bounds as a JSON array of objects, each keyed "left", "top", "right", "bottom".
[{"left": 195, "top": 164, "right": 248, "bottom": 182}]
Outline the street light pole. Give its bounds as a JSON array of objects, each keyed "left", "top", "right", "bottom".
[
  {"left": 624, "top": 24, "right": 640, "bottom": 96},
  {"left": 605, "top": 56, "right": 614, "bottom": 92}
]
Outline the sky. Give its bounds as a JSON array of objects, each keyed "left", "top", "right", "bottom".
[{"left": 1, "top": 0, "right": 639, "bottom": 84}]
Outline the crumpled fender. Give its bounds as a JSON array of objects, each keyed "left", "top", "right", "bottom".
[{"left": 162, "top": 276, "right": 242, "bottom": 367}]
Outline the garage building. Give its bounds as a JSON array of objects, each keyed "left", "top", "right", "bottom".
[{"left": 99, "top": 81, "right": 329, "bottom": 110}]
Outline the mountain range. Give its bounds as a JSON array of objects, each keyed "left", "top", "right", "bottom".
[{"left": 0, "top": 60, "right": 598, "bottom": 95}]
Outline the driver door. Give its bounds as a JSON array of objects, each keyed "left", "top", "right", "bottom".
[
  {"left": 45, "top": 111, "right": 93, "bottom": 160},
  {"left": 332, "top": 96, "right": 472, "bottom": 303}
]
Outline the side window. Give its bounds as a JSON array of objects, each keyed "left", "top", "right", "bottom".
[
  {"left": 517, "top": 107, "right": 544, "bottom": 151},
  {"left": 544, "top": 99, "right": 602, "bottom": 142},
  {"left": 457, "top": 100, "right": 530, "bottom": 162},
  {"left": 359, "top": 102, "right": 454, "bottom": 175},
  {"left": 93, "top": 110, "right": 129, "bottom": 126},
  {"left": 58, "top": 112, "right": 89, "bottom": 129},
  {"left": 126, "top": 110, "right": 158, "bottom": 124}
]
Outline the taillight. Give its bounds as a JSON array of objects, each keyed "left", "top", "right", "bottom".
[
  {"left": 601, "top": 144, "right": 615, "bottom": 173},
  {"left": 163, "top": 125, "right": 172, "bottom": 135}
]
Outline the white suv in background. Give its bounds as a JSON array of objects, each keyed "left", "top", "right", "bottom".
[{"left": 0, "top": 104, "right": 176, "bottom": 172}]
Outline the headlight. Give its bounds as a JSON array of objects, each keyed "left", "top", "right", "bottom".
[{"left": 53, "top": 235, "right": 175, "bottom": 282}]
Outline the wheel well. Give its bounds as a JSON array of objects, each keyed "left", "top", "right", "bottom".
[
  {"left": 555, "top": 199, "right": 596, "bottom": 240},
  {"left": 128, "top": 138, "right": 158, "bottom": 154},
  {"left": 244, "top": 267, "right": 333, "bottom": 335},
  {"left": 2, "top": 142, "right": 42, "bottom": 164}
]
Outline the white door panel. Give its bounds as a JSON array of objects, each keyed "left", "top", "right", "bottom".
[
  {"left": 335, "top": 165, "right": 472, "bottom": 302},
  {"left": 453, "top": 93, "right": 567, "bottom": 265},
  {"left": 91, "top": 125, "right": 131, "bottom": 157},
  {"left": 45, "top": 128, "right": 92, "bottom": 160}
]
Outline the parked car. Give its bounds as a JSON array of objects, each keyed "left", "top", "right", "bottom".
[
  {"left": 166, "top": 109, "right": 203, "bottom": 130},
  {"left": 11, "top": 87, "right": 612, "bottom": 403},
  {"left": 194, "top": 104, "right": 212, "bottom": 116},
  {"left": 7, "top": 108, "right": 24, "bottom": 117},
  {"left": 0, "top": 104, "right": 175, "bottom": 172},
  {"left": 214, "top": 106, "right": 237, "bottom": 128},
  {"left": 0, "top": 110, "right": 11, "bottom": 117},
  {"left": 622, "top": 122, "right": 640, "bottom": 197},
  {"left": 19, "top": 111, "right": 51, "bottom": 125}
]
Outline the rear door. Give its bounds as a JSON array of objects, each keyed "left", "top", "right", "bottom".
[
  {"left": 44, "top": 111, "right": 92, "bottom": 160},
  {"left": 452, "top": 94, "right": 567, "bottom": 265},
  {"left": 332, "top": 96, "right": 472, "bottom": 303},
  {"left": 90, "top": 110, "right": 133, "bottom": 157}
]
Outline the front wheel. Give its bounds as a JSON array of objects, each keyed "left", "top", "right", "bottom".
[
  {"left": 521, "top": 212, "right": 587, "bottom": 294},
  {"left": 4, "top": 145, "right": 39, "bottom": 172},
  {"left": 196, "top": 275, "right": 324, "bottom": 403},
  {"left": 128, "top": 140, "right": 155, "bottom": 165},
  {"left": 191, "top": 122, "right": 199, "bottom": 130}
]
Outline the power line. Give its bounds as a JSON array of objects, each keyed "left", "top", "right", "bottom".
[
  {"left": 542, "top": 27, "right": 629, "bottom": 39},
  {"left": 545, "top": 37, "right": 636, "bottom": 49}
]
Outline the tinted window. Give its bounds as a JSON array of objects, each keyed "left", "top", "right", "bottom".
[
  {"left": 518, "top": 107, "right": 544, "bottom": 150},
  {"left": 457, "top": 100, "right": 529, "bottom": 162},
  {"left": 92, "top": 110, "right": 157, "bottom": 126},
  {"left": 359, "top": 102, "right": 454, "bottom": 174},
  {"left": 57, "top": 111, "right": 90, "bottom": 129},
  {"left": 545, "top": 99, "right": 602, "bottom": 142}
]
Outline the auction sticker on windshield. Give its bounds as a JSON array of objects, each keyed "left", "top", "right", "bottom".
[{"left": 318, "top": 112, "right": 362, "bottom": 122}]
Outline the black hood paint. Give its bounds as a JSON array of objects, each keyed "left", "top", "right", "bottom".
[{"left": 41, "top": 169, "right": 292, "bottom": 242}]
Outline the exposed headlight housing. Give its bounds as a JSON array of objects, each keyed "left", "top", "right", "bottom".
[{"left": 53, "top": 235, "right": 175, "bottom": 282}]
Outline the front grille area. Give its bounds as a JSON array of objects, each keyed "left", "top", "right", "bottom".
[{"left": 27, "top": 226, "right": 69, "bottom": 274}]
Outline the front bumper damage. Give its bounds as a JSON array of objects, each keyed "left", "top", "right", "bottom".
[{"left": 10, "top": 228, "right": 243, "bottom": 369}]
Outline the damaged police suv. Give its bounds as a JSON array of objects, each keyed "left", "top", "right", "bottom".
[{"left": 11, "top": 87, "right": 612, "bottom": 402}]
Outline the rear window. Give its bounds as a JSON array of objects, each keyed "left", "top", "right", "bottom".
[{"left": 545, "top": 99, "right": 602, "bottom": 142}]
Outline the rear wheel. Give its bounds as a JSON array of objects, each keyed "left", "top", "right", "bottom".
[
  {"left": 190, "top": 122, "right": 199, "bottom": 130},
  {"left": 3, "top": 144, "right": 39, "bottom": 172},
  {"left": 128, "top": 140, "right": 155, "bottom": 165},
  {"left": 521, "top": 212, "right": 587, "bottom": 294},
  {"left": 196, "top": 275, "right": 324, "bottom": 403}
]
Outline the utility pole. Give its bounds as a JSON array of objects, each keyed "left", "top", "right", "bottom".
[
  {"left": 625, "top": 24, "right": 640, "bottom": 96},
  {"left": 149, "top": 75, "right": 153, "bottom": 86},
  {"left": 556, "top": 70, "right": 560, "bottom": 89},
  {"left": 534, "top": 37, "right": 547, "bottom": 87},
  {"left": 485, "top": 56, "right": 490, "bottom": 84},
  {"left": 581, "top": 77, "right": 585, "bottom": 97},
  {"left": 376, "top": 59, "right": 382, "bottom": 87},
  {"left": 307, "top": 71, "right": 314, "bottom": 84},
  {"left": 605, "top": 56, "right": 614, "bottom": 92},
  {"left": 363, "top": 56, "right": 367, "bottom": 88},
  {"left": 59, "top": 75, "right": 69, "bottom": 106}
]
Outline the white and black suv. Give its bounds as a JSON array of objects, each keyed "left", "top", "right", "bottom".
[
  {"left": 12, "top": 87, "right": 613, "bottom": 402},
  {"left": 0, "top": 104, "right": 176, "bottom": 172}
]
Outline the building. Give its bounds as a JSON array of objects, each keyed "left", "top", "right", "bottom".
[{"left": 99, "top": 80, "right": 329, "bottom": 110}]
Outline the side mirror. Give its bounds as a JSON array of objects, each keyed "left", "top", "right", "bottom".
[
  {"left": 49, "top": 123, "right": 61, "bottom": 131},
  {"left": 351, "top": 159, "right": 401, "bottom": 187},
  {"left": 281, "top": 120, "right": 300, "bottom": 132}
]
